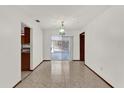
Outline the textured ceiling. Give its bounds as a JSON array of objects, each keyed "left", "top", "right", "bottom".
[{"left": 18, "top": 5, "right": 110, "bottom": 31}]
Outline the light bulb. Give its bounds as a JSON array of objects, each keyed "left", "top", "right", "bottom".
[
  {"left": 59, "top": 28, "right": 64, "bottom": 33},
  {"left": 59, "top": 28, "right": 65, "bottom": 35}
]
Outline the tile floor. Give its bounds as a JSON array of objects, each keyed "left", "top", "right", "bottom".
[
  {"left": 21, "top": 71, "right": 32, "bottom": 80},
  {"left": 16, "top": 61, "right": 111, "bottom": 88}
]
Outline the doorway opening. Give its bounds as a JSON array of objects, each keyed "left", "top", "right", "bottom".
[
  {"left": 80, "top": 32, "right": 85, "bottom": 61},
  {"left": 21, "top": 23, "right": 32, "bottom": 80},
  {"left": 51, "top": 36, "right": 73, "bottom": 61}
]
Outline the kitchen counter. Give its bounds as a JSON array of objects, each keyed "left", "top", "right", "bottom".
[{"left": 21, "top": 48, "right": 30, "bottom": 53}]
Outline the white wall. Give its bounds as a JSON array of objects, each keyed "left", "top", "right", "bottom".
[
  {"left": 0, "top": 7, "right": 21, "bottom": 88},
  {"left": 0, "top": 6, "right": 43, "bottom": 87},
  {"left": 85, "top": 6, "right": 124, "bottom": 87},
  {"left": 31, "top": 25, "right": 43, "bottom": 70},
  {"left": 43, "top": 29, "right": 82, "bottom": 60}
]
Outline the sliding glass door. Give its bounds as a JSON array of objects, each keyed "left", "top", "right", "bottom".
[{"left": 51, "top": 36, "right": 73, "bottom": 61}]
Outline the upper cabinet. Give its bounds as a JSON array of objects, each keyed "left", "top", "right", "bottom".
[{"left": 21, "top": 27, "right": 30, "bottom": 44}]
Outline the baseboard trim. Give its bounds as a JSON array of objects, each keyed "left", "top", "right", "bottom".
[
  {"left": 13, "top": 80, "right": 22, "bottom": 88},
  {"left": 43, "top": 60, "right": 82, "bottom": 61},
  {"left": 84, "top": 64, "right": 114, "bottom": 88},
  {"left": 13, "top": 60, "right": 44, "bottom": 88},
  {"left": 31, "top": 61, "right": 44, "bottom": 71},
  {"left": 43, "top": 60, "right": 51, "bottom": 61},
  {"left": 72, "top": 60, "right": 81, "bottom": 61}
]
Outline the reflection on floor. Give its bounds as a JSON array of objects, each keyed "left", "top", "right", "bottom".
[
  {"left": 21, "top": 71, "right": 32, "bottom": 80},
  {"left": 16, "top": 61, "right": 111, "bottom": 88},
  {"left": 51, "top": 52, "right": 70, "bottom": 60}
]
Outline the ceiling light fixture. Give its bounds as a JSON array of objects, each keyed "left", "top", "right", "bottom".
[{"left": 59, "top": 21, "right": 65, "bottom": 35}]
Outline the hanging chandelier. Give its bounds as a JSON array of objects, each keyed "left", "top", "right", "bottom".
[{"left": 59, "top": 21, "right": 65, "bottom": 35}]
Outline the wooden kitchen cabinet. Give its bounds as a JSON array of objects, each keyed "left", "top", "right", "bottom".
[
  {"left": 21, "top": 52, "right": 30, "bottom": 71},
  {"left": 21, "top": 26, "right": 30, "bottom": 71},
  {"left": 21, "top": 27, "right": 30, "bottom": 44}
]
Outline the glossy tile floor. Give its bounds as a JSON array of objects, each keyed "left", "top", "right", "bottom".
[
  {"left": 21, "top": 71, "right": 32, "bottom": 80},
  {"left": 16, "top": 61, "right": 111, "bottom": 88}
]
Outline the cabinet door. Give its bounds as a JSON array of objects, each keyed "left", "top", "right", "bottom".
[
  {"left": 24, "top": 27, "right": 30, "bottom": 44},
  {"left": 21, "top": 53, "right": 30, "bottom": 71},
  {"left": 80, "top": 33, "right": 85, "bottom": 61},
  {"left": 21, "top": 36, "right": 25, "bottom": 44}
]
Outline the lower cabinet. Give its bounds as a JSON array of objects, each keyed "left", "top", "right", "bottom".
[{"left": 21, "top": 52, "right": 30, "bottom": 71}]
